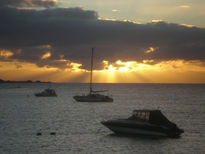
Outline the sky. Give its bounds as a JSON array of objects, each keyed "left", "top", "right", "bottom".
[{"left": 0, "top": 0, "right": 205, "bottom": 83}]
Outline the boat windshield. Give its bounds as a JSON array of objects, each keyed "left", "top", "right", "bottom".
[
  {"left": 132, "top": 111, "right": 150, "bottom": 121},
  {"left": 45, "top": 89, "right": 55, "bottom": 93},
  {"left": 130, "top": 110, "right": 176, "bottom": 127}
]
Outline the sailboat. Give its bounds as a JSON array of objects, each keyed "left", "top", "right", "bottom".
[{"left": 73, "top": 48, "right": 113, "bottom": 102}]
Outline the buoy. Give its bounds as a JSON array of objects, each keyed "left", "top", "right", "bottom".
[
  {"left": 50, "top": 132, "right": 56, "bottom": 135},
  {"left": 36, "top": 132, "right": 42, "bottom": 136}
]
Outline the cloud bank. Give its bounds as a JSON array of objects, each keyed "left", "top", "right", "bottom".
[
  {"left": 0, "top": 0, "right": 56, "bottom": 7},
  {"left": 0, "top": 6, "right": 205, "bottom": 70}
]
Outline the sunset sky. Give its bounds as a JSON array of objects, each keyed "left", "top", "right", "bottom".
[{"left": 0, "top": 0, "right": 205, "bottom": 83}]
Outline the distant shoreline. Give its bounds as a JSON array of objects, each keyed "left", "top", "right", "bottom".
[
  {"left": 0, "top": 79, "right": 51, "bottom": 83},
  {"left": 0, "top": 79, "right": 204, "bottom": 84}
]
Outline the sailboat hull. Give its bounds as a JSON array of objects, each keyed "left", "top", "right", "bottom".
[{"left": 73, "top": 95, "right": 113, "bottom": 102}]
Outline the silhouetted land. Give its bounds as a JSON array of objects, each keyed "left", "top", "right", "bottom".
[{"left": 0, "top": 79, "right": 51, "bottom": 83}]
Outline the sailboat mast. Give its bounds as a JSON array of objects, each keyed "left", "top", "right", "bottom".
[{"left": 90, "top": 48, "right": 94, "bottom": 94}]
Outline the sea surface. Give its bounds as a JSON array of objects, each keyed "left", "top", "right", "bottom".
[{"left": 0, "top": 83, "right": 205, "bottom": 154}]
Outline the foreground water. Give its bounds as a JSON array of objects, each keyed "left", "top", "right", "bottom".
[{"left": 0, "top": 83, "right": 205, "bottom": 154}]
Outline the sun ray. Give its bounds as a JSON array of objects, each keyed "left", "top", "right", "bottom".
[{"left": 1, "top": 59, "right": 205, "bottom": 83}]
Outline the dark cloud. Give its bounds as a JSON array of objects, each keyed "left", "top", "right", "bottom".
[
  {"left": 0, "top": 0, "right": 56, "bottom": 7},
  {"left": 0, "top": 6, "right": 205, "bottom": 70}
]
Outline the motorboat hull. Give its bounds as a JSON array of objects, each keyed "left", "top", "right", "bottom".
[
  {"left": 104, "top": 125, "right": 167, "bottom": 137},
  {"left": 101, "top": 120, "right": 183, "bottom": 138},
  {"left": 35, "top": 93, "right": 57, "bottom": 97}
]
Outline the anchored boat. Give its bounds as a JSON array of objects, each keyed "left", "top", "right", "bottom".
[
  {"left": 101, "top": 110, "right": 184, "bottom": 138},
  {"left": 73, "top": 48, "right": 113, "bottom": 102},
  {"left": 35, "top": 88, "right": 57, "bottom": 97}
]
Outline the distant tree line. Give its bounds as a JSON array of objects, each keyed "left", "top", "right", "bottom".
[{"left": 0, "top": 79, "right": 50, "bottom": 83}]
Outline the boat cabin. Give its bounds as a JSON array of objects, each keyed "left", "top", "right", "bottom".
[
  {"left": 132, "top": 110, "right": 150, "bottom": 121},
  {"left": 44, "top": 89, "right": 56, "bottom": 94},
  {"left": 35, "top": 88, "right": 57, "bottom": 97},
  {"left": 129, "top": 110, "right": 175, "bottom": 127}
]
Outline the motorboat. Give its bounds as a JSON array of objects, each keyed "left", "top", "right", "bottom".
[
  {"left": 35, "top": 88, "right": 57, "bottom": 97},
  {"left": 73, "top": 48, "right": 113, "bottom": 102},
  {"left": 101, "top": 110, "right": 184, "bottom": 138}
]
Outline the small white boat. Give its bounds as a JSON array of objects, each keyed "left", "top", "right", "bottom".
[{"left": 35, "top": 88, "right": 57, "bottom": 97}]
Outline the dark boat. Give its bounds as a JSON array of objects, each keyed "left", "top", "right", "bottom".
[
  {"left": 101, "top": 110, "right": 184, "bottom": 138},
  {"left": 73, "top": 92, "right": 113, "bottom": 102},
  {"left": 35, "top": 88, "right": 57, "bottom": 97},
  {"left": 73, "top": 48, "right": 113, "bottom": 102}
]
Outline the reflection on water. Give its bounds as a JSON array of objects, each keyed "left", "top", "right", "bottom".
[{"left": 0, "top": 83, "right": 205, "bottom": 153}]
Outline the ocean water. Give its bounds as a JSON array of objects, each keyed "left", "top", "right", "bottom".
[{"left": 0, "top": 83, "right": 205, "bottom": 154}]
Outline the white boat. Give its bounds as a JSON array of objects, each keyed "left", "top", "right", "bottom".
[{"left": 35, "top": 88, "right": 57, "bottom": 97}]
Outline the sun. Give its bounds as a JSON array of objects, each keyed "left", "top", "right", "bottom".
[
  {"left": 107, "top": 65, "right": 116, "bottom": 72},
  {"left": 102, "top": 60, "right": 139, "bottom": 72},
  {"left": 118, "top": 67, "right": 128, "bottom": 72}
]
